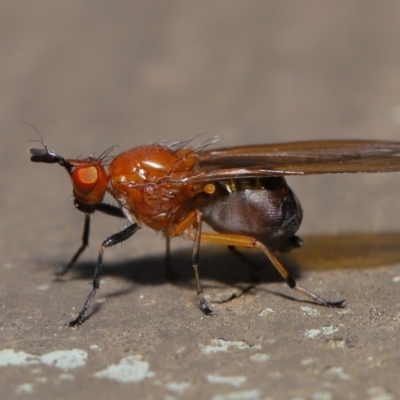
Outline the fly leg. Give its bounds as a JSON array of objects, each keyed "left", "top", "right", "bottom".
[
  {"left": 190, "top": 211, "right": 215, "bottom": 316},
  {"left": 175, "top": 210, "right": 215, "bottom": 316},
  {"left": 95, "top": 203, "right": 126, "bottom": 218},
  {"left": 56, "top": 214, "right": 90, "bottom": 276},
  {"left": 68, "top": 223, "right": 139, "bottom": 327},
  {"left": 57, "top": 202, "right": 125, "bottom": 276},
  {"left": 194, "top": 232, "right": 345, "bottom": 309},
  {"left": 254, "top": 240, "right": 345, "bottom": 308}
]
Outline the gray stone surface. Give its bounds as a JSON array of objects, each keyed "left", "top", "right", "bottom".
[{"left": 1, "top": 1, "right": 400, "bottom": 399}]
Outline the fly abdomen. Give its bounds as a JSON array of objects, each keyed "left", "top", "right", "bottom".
[{"left": 197, "top": 177, "right": 303, "bottom": 251}]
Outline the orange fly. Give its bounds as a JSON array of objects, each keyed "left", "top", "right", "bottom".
[{"left": 29, "top": 137, "right": 400, "bottom": 327}]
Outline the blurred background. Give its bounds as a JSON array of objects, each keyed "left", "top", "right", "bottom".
[
  {"left": 1, "top": 2, "right": 400, "bottom": 398},
  {"left": 4, "top": 1, "right": 400, "bottom": 144},
  {"left": 3, "top": 1, "right": 400, "bottom": 258}
]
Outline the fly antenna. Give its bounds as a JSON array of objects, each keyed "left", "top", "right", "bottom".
[
  {"left": 22, "top": 121, "right": 49, "bottom": 152},
  {"left": 23, "top": 122, "right": 74, "bottom": 171}
]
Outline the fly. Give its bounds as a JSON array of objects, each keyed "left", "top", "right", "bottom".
[{"left": 29, "top": 137, "right": 400, "bottom": 327}]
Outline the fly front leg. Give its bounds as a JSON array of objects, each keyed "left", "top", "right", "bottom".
[
  {"left": 68, "top": 223, "right": 139, "bottom": 328},
  {"left": 56, "top": 213, "right": 90, "bottom": 276},
  {"left": 57, "top": 202, "right": 126, "bottom": 276},
  {"left": 194, "top": 232, "right": 345, "bottom": 309}
]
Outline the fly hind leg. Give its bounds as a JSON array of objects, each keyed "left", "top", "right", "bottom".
[
  {"left": 190, "top": 231, "right": 345, "bottom": 309},
  {"left": 256, "top": 240, "right": 345, "bottom": 308}
]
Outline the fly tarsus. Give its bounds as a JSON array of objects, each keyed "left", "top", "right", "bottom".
[
  {"left": 67, "top": 289, "right": 97, "bottom": 328},
  {"left": 330, "top": 300, "right": 346, "bottom": 308},
  {"left": 67, "top": 223, "right": 139, "bottom": 327},
  {"left": 292, "top": 283, "right": 346, "bottom": 309},
  {"left": 199, "top": 297, "right": 216, "bottom": 316}
]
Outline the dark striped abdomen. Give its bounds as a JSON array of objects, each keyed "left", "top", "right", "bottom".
[{"left": 195, "top": 177, "right": 303, "bottom": 251}]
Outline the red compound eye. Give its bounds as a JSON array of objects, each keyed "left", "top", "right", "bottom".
[
  {"left": 72, "top": 166, "right": 99, "bottom": 195},
  {"left": 69, "top": 163, "right": 108, "bottom": 205}
]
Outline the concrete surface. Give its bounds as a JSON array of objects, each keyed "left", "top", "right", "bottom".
[{"left": 1, "top": 1, "right": 400, "bottom": 399}]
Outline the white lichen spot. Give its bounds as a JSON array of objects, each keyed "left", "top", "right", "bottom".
[
  {"left": 164, "top": 396, "right": 178, "bottom": 400},
  {"left": 312, "top": 391, "right": 332, "bottom": 400},
  {"left": 201, "top": 339, "right": 261, "bottom": 355},
  {"left": 211, "top": 389, "right": 262, "bottom": 400},
  {"left": 321, "top": 326, "right": 339, "bottom": 335},
  {"left": 89, "top": 344, "right": 100, "bottom": 351},
  {"left": 392, "top": 276, "right": 400, "bottom": 283},
  {"left": 31, "top": 368, "right": 42, "bottom": 374},
  {"left": 15, "top": 383, "right": 34, "bottom": 394},
  {"left": 0, "top": 349, "right": 87, "bottom": 371},
  {"left": 204, "top": 285, "right": 247, "bottom": 303},
  {"left": 36, "top": 284, "right": 49, "bottom": 291},
  {"left": 249, "top": 353, "right": 271, "bottom": 362},
  {"left": 258, "top": 308, "right": 275, "bottom": 317},
  {"left": 368, "top": 386, "right": 395, "bottom": 400},
  {"left": 207, "top": 374, "right": 247, "bottom": 388},
  {"left": 327, "top": 338, "right": 346, "bottom": 349},
  {"left": 0, "top": 350, "right": 40, "bottom": 367},
  {"left": 93, "top": 355, "right": 154, "bottom": 383},
  {"left": 59, "top": 373, "right": 75, "bottom": 380},
  {"left": 301, "top": 358, "right": 314, "bottom": 366},
  {"left": 305, "top": 326, "right": 339, "bottom": 339},
  {"left": 165, "top": 381, "right": 191, "bottom": 394},
  {"left": 301, "top": 306, "right": 320, "bottom": 317},
  {"left": 304, "top": 329, "right": 322, "bottom": 339},
  {"left": 40, "top": 350, "right": 88, "bottom": 371},
  {"left": 325, "top": 367, "right": 351, "bottom": 380}
]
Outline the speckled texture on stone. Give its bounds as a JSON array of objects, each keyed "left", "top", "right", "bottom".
[{"left": 1, "top": 2, "right": 400, "bottom": 399}]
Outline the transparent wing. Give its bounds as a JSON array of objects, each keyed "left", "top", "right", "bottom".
[
  {"left": 198, "top": 140, "right": 400, "bottom": 166},
  {"left": 170, "top": 140, "right": 400, "bottom": 184}
]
